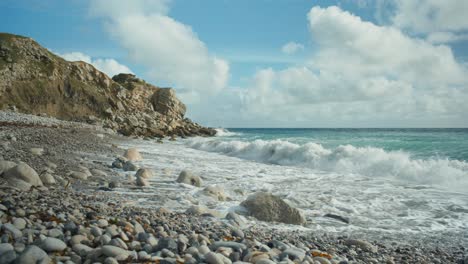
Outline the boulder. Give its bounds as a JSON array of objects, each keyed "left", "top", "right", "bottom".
[
  {"left": 3, "top": 162, "right": 43, "bottom": 186},
  {"left": 15, "top": 245, "right": 50, "bottom": 264},
  {"left": 203, "top": 185, "right": 227, "bottom": 201},
  {"left": 136, "top": 176, "right": 149, "bottom": 187},
  {"left": 0, "top": 160, "right": 16, "bottom": 175},
  {"left": 135, "top": 168, "right": 152, "bottom": 179},
  {"left": 240, "top": 192, "right": 305, "bottom": 225},
  {"left": 176, "top": 170, "right": 202, "bottom": 187},
  {"left": 124, "top": 148, "right": 142, "bottom": 161}
]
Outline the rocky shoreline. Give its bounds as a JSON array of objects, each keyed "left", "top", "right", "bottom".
[{"left": 1, "top": 111, "right": 467, "bottom": 264}]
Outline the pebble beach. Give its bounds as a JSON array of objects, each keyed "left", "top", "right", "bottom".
[{"left": 1, "top": 111, "right": 467, "bottom": 264}]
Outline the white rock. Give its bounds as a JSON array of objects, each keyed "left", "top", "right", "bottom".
[
  {"left": 177, "top": 170, "right": 202, "bottom": 187},
  {"left": 39, "top": 172, "right": 56, "bottom": 185},
  {"left": 124, "top": 148, "right": 142, "bottom": 161},
  {"left": 29, "top": 148, "right": 44, "bottom": 156},
  {"left": 69, "top": 171, "right": 88, "bottom": 180},
  {"left": 4, "top": 162, "right": 43, "bottom": 186},
  {"left": 0, "top": 160, "right": 16, "bottom": 175},
  {"left": 102, "top": 245, "right": 130, "bottom": 259}
]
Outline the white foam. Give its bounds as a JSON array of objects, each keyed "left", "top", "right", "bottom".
[
  {"left": 214, "top": 128, "right": 240, "bottom": 137},
  {"left": 187, "top": 138, "right": 468, "bottom": 191}
]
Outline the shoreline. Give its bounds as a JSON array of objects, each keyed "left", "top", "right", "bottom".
[{"left": 1, "top": 111, "right": 467, "bottom": 263}]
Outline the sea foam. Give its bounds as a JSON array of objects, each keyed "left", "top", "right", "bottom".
[{"left": 187, "top": 138, "right": 468, "bottom": 190}]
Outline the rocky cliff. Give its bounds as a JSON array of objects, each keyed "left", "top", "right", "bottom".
[{"left": 0, "top": 33, "right": 215, "bottom": 137}]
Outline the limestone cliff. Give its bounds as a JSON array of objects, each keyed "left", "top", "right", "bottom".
[{"left": 0, "top": 33, "right": 215, "bottom": 137}]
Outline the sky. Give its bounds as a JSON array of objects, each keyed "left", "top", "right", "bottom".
[{"left": 1, "top": 0, "right": 468, "bottom": 128}]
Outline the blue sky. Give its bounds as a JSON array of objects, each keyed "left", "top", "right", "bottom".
[{"left": 1, "top": 0, "right": 468, "bottom": 127}]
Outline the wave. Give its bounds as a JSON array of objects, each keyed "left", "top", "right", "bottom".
[
  {"left": 214, "top": 128, "right": 240, "bottom": 137},
  {"left": 187, "top": 139, "right": 468, "bottom": 190}
]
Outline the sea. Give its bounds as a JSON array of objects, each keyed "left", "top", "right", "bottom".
[{"left": 117, "top": 128, "right": 468, "bottom": 245}]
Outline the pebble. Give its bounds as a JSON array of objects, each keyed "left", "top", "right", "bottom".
[
  {"left": 39, "top": 237, "right": 67, "bottom": 252},
  {"left": 15, "top": 245, "right": 49, "bottom": 264},
  {"left": 13, "top": 218, "right": 27, "bottom": 230}
]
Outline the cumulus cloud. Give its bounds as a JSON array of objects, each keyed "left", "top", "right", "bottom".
[
  {"left": 234, "top": 6, "right": 468, "bottom": 127},
  {"left": 391, "top": 0, "right": 468, "bottom": 33},
  {"left": 426, "top": 31, "right": 468, "bottom": 44},
  {"left": 90, "top": 0, "right": 229, "bottom": 102},
  {"left": 58, "top": 51, "right": 133, "bottom": 77},
  {"left": 281, "top": 42, "right": 304, "bottom": 54}
]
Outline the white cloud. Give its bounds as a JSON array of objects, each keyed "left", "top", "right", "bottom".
[
  {"left": 426, "top": 31, "right": 468, "bottom": 44},
  {"left": 281, "top": 42, "right": 304, "bottom": 54},
  {"left": 392, "top": 0, "right": 468, "bottom": 33},
  {"left": 58, "top": 51, "right": 133, "bottom": 77},
  {"left": 232, "top": 6, "right": 468, "bottom": 127},
  {"left": 90, "top": 0, "right": 229, "bottom": 102}
]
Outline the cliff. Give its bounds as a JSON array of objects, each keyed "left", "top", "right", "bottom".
[{"left": 0, "top": 33, "right": 215, "bottom": 137}]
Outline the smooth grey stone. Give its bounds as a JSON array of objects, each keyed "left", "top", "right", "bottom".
[
  {"left": 38, "top": 237, "right": 67, "bottom": 252},
  {"left": 15, "top": 245, "right": 49, "bottom": 264}
]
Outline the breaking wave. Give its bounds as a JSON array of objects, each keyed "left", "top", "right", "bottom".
[
  {"left": 214, "top": 128, "right": 240, "bottom": 137},
  {"left": 188, "top": 139, "right": 468, "bottom": 190}
]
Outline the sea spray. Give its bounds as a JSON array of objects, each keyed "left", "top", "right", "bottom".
[{"left": 187, "top": 138, "right": 468, "bottom": 190}]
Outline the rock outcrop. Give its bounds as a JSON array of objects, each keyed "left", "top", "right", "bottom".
[{"left": 0, "top": 33, "right": 215, "bottom": 138}]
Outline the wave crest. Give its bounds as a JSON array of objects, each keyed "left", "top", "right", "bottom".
[
  {"left": 188, "top": 139, "right": 468, "bottom": 190},
  {"left": 214, "top": 128, "right": 240, "bottom": 137}
]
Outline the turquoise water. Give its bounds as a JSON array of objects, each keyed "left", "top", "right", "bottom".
[{"left": 227, "top": 128, "right": 468, "bottom": 161}]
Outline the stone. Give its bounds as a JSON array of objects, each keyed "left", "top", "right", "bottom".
[
  {"left": 38, "top": 237, "right": 67, "bottom": 252},
  {"left": 3, "top": 162, "right": 43, "bottom": 186},
  {"left": 72, "top": 244, "right": 94, "bottom": 257},
  {"left": 98, "top": 219, "right": 109, "bottom": 228},
  {"left": 135, "top": 168, "right": 153, "bottom": 179},
  {"left": 104, "top": 257, "right": 119, "bottom": 264},
  {"left": 102, "top": 245, "right": 130, "bottom": 259},
  {"left": 5, "top": 178, "right": 32, "bottom": 191},
  {"left": 203, "top": 185, "right": 227, "bottom": 201},
  {"left": 157, "top": 237, "right": 178, "bottom": 252},
  {"left": 0, "top": 160, "right": 16, "bottom": 175},
  {"left": 29, "top": 148, "right": 44, "bottom": 156},
  {"left": 45, "top": 161, "right": 57, "bottom": 169},
  {"left": 15, "top": 245, "right": 49, "bottom": 264},
  {"left": 91, "top": 169, "right": 107, "bottom": 177},
  {"left": 69, "top": 171, "right": 88, "bottom": 180},
  {"left": 240, "top": 192, "right": 305, "bottom": 225},
  {"left": 281, "top": 247, "right": 305, "bottom": 261},
  {"left": 123, "top": 161, "right": 138, "bottom": 171},
  {"left": 314, "top": 257, "right": 332, "bottom": 264},
  {"left": 344, "top": 239, "right": 377, "bottom": 253},
  {"left": 0, "top": 243, "right": 14, "bottom": 255},
  {"left": 13, "top": 218, "right": 27, "bottom": 230},
  {"left": 109, "top": 181, "right": 120, "bottom": 188},
  {"left": 2, "top": 223, "right": 22, "bottom": 239},
  {"left": 176, "top": 170, "right": 202, "bottom": 187},
  {"left": 205, "top": 252, "right": 224, "bottom": 264},
  {"left": 39, "top": 173, "right": 55, "bottom": 185},
  {"left": 124, "top": 148, "right": 142, "bottom": 161},
  {"left": 211, "top": 242, "right": 247, "bottom": 252},
  {"left": 0, "top": 250, "right": 16, "bottom": 264},
  {"left": 136, "top": 176, "right": 149, "bottom": 187}
]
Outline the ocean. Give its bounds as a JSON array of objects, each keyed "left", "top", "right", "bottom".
[{"left": 118, "top": 128, "right": 468, "bottom": 244}]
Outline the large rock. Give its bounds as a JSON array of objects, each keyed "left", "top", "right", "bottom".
[
  {"left": 3, "top": 162, "right": 43, "bottom": 186},
  {"left": 0, "top": 160, "right": 16, "bottom": 175},
  {"left": 124, "top": 148, "right": 142, "bottom": 161},
  {"left": 176, "top": 170, "right": 202, "bottom": 187},
  {"left": 135, "top": 176, "right": 149, "bottom": 187},
  {"left": 135, "top": 168, "right": 152, "bottom": 179},
  {"left": 240, "top": 192, "right": 305, "bottom": 225},
  {"left": 151, "top": 88, "right": 186, "bottom": 119}
]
